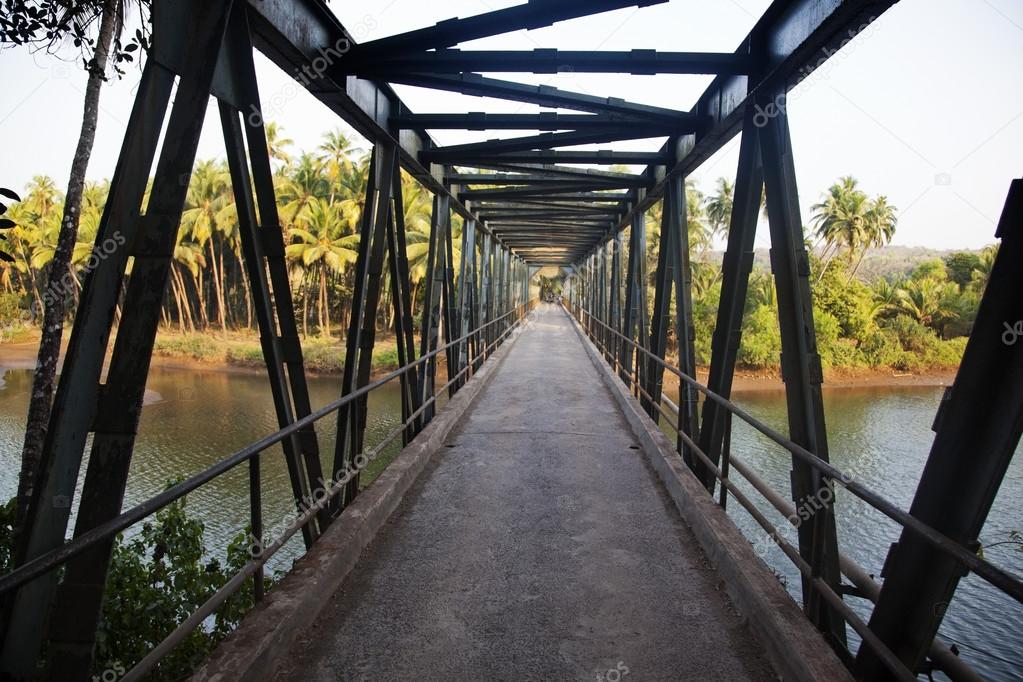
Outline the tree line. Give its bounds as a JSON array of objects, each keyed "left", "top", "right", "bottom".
[{"left": 1, "top": 130, "right": 995, "bottom": 371}]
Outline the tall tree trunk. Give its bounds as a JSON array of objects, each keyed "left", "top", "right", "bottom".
[
  {"left": 207, "top": 237, "right": 226, "bottom": 332},
  {"left": 194, "top": 270, "right": 209, "bottom": 329},
  {"left": 302, "top": 277, "right": 309, "bottom": 338},
  {"left": 13, "top": 0, "right": 119, "bottom": 561},
  {"left": 319, "top": 267, "right": 329, "bottom": 336}
]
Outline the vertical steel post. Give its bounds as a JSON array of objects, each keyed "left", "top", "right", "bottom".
[
  {"left": 441, "top": 188, "right": 459, "bottom": 397},
  {"left": 333, "top": 141, "right": 399, "bottom": 506},
  {"left": 386, "top": 162, "right": 423, "bottom": 443},
  {"left": 417, "top": 190, "right": 449, "bottom": 422},
  {"left": 759, "top": 90, "right": 846, "bottom": 648},
  {"left": 479, "top": 231, "right": 492, "bottom": 361},
  {"left": 697, "top": 104, "right": 764, "bottom": 492},
  {"left": 858, "top": 179, "right": 1023, "bottom": 680},
  {"left": 621, "top": 194, "right": 647, "bottom": 384},
  {"left": 644, "top": 173, "right": 698, "bottom": 464},
  {"left": 609, "top": 232, "right": 623, "bottom": 369},
  {"left": 456, "top": 219, "right": 477, "bottom": 389}
]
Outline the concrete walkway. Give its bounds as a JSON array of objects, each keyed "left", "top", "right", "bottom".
[{"left": 276, "top": 305, "right": 775, "bottom": 681}]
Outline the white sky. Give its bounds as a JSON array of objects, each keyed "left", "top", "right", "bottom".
[{"left": 1, "top": 0, "right": 1021, "bottom": 250}]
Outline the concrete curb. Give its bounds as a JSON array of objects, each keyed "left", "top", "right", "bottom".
[
  {"left": 192, "top": 325, "right": 527, "bottom": 682},
  {"left": 566, "top": 310, "right": 852, "bottom": 682}
]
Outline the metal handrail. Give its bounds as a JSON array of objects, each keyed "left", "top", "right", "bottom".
[
  {"left": 569, "top": 303, "right": 1021, "bottom": 680},
  {"left": 0, "top": 302, "right": 533, "bottom": 678}
]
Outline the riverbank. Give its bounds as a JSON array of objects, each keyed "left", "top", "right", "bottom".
[
  {"left": 0, "top": 329, "right": 406, "bottom": 379},
  {"left": 0, "top": 329, "right": 955, "bottom": 390}
]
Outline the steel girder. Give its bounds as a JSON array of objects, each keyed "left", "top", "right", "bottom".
[
  {"left": 759, "top": 90, "right": 846, "bottom": 649},
  {"left": 696, "top": 104, "right": 764, "bottom": 492},
  {"left": 347, "top": 0, "right": 667, "bottom": 59},
  {"left": 351, "top": 49, "right": 750, "bottom": 76}
]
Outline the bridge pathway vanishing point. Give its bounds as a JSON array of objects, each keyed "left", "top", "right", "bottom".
[{"left": 273, "top": 305, "right": 775, "bottom": 680}]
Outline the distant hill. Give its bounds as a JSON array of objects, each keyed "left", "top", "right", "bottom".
[{"left": 714, "top": 246, "right": 986, "bottom": 282}]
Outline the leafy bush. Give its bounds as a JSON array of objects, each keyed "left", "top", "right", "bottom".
[
  {"left": 92, "top": 497, "right": 272, "bottom": 679},
  {"left": 884, "top": 315, "right": 934, "bottom": 354},
  {"left": 858, "top": 328, "right": 905, "bottom": 368},
  {"left": 0, "top": 291, "right": 22, "bottom": 324},
  {"left": 152, "top": 334, "right": 221, "bottom": 361},
  {"left": 738, "top": 305, "right": 781, "bottom": 367}
]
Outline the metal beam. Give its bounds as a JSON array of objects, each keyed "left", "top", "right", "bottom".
[
  {"left": 242, "top": 0, "right": 493, "bottom": 236},
  {"left": 356, "top": 49, "right": 750, "bottom": 75},
  {"left": 613, "top": 0, "right": 897, "bottom": 231},
  {"left": 447, "top": 173, "right": 647, "bottom": 187},
  {"left": 398, "top": 112, "right": 696, "bottom": 132},
  {"left": 378, "top": 72, "right": 687, "bottom": 122},
  {"left": 696, "top": 103, "right": 764, "bottom": 491},
  {"left": 348, "top": 0, "right": 666, "bottom": 58},
  {"left": 427, "top": 149, "right": 669, "bottom": 165},
  {"left": 759, "top": 90, "right": 846, "bottom": 649}
]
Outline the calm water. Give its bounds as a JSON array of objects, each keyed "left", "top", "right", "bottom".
[{"left": 0, "top": 366, "right": 1020, "bottom": 679}]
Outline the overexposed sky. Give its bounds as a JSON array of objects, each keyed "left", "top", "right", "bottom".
[{"left": 1, "top": 0, "right": 1021, "bottom": 250}]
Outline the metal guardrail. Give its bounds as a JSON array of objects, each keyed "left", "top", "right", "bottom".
[
  {"left": 0, "top": 302, "right": 532, "bottom": 679},
  {"left": 570, "top": 303, "right": 1022, "bottom": 682}
]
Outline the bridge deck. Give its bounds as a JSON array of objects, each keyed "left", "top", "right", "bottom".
[{"left": 276, "top": 306, "right": 774, "bottom": 680}]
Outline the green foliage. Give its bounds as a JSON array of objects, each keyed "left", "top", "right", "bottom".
[
  {"left": 812, "top": 260, "right": 876, "bottom": 339},
  {"left": 0, "top": 291, "right": 23, "bottom": 323},
  {"left": 0, "top": 491, "right": 271, "bottom": 679},
  {"left": 93, "top": 496, "right": 271, "bottom": 679},
  {"left": 737, "top": 305, "right": 782, "bottom": 367},
  {"left": 0, "top": 496, "right": 15, "bottom": 573},
  {"left": 944, "top": 251, "right": 982, "bottom": 290}
]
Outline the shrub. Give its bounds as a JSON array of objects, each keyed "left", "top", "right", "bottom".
[
  {"left": 884, "top": 315, "right": 934, "bottom": 354},
  {"left": 859, "top": 328, "right": 905, "bottom": 368},
  {"left": 0, "top": 291, "right": 22, "bottom": 324},
  {"left": 738, "top": 305, "right": 781, "bottom": 367}
]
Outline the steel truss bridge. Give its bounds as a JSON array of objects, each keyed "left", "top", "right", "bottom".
[{"left": 1, "top": 0, "right": 1021, "bottom": 680}]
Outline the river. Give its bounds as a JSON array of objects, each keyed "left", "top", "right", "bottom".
[{"left": 0, "top": 365, "right": 1019, "bottom": 679}]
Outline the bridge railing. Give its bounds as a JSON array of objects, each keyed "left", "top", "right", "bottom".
[
  {"left": 0, "top": 302, "right": 532, "bottom": 680},
  {"left": 569, "top": 303, "right": 1021, "bottom": 682}
]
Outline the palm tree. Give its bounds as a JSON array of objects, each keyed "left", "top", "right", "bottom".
[
  {"left": 181, "top": 160, "right": 234, "bottom": 330},
  {"left": 264, "top": 121, "right": 294, "bottom": 171},
  {"left": 871, "top": 278, "right": 902, "bottom": 320},
  {"left": 685, "top": 183, "right": 712, "bottom": 255},
  {"left": 278, "top": 152, "right": 329, "bottom": 230},
  {"left": 318, "top": 129, "right": 362, "bottom": 206},
  {"left": 810, "top": 176, "right": 870, "bottom": 281},
  {"left": 705, "top": 177, "right": 734, "bottom": 237},
  {"left": 970, "top": 244, "right": 998, "bottom": 293},
  {"left": 848, "top": 195, "right": 897, "bottom": 280},
  {"left": 896, "top": 278, "right": 957, "bottom": 328},
  {"left": 286, "top": 198, "right": 360, "bottom": 336}
]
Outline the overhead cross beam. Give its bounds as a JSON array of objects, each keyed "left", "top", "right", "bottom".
[
  {"left": 347, "top": 0, "right": 667, "bottom": 59},
  {"left": 448, "top": 162, "right": 646, "bottom": 182},
  {"left": 422, "top": 128, "right": 670, "bottom": 158},
  {"left": 446, "top": 173, "right": 648, "bottom": 187},
  {"left": 423, "top": 149, "right": 670, "bottom": 165},
  {"left": 396, "top": 112, "right": 699, "bottom": 132},
  {"left": 352, "top": 49, "right": 751, "bottom": 75},
  {"left": 377, "top": 72, "right": 687, "bottom": 122}
]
